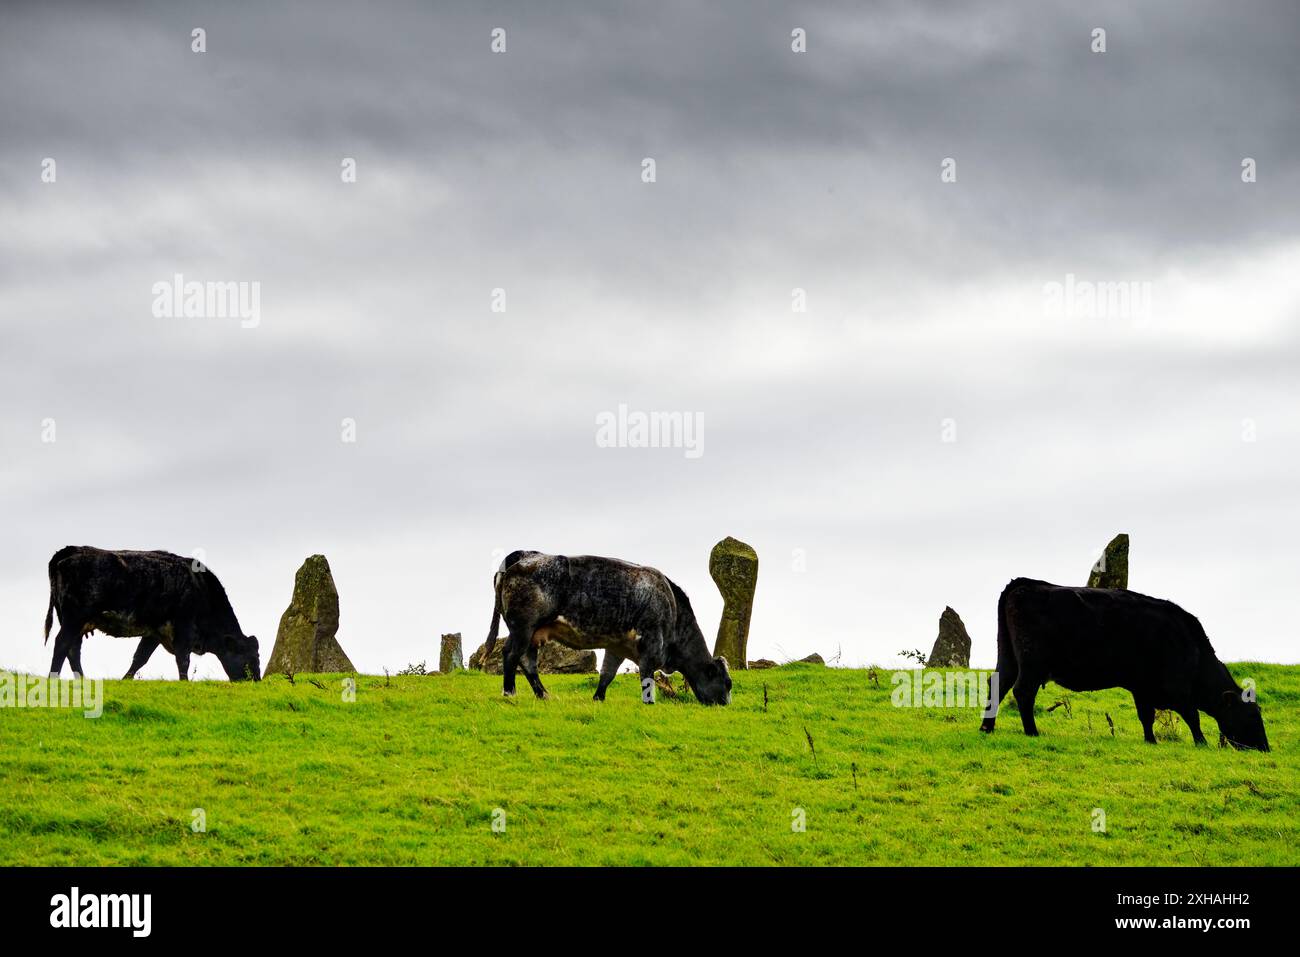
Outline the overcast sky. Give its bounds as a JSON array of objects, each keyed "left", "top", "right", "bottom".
[{"left": 2, "top": 0, "right": 1298, "bottom": 679}]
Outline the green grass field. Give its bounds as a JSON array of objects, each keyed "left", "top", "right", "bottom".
[{"left": 2, "top": 663, "right": 1296, "bottom": 866}]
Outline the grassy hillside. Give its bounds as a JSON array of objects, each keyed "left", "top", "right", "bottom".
[{"left": 2, "top": 664, "right": 1296, "bottom": 865}]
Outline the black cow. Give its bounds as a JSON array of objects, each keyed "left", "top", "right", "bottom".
[
  {"left": 44, "top": 546, "right": 261, "bottom": 681},
  {"left": 980, "top": 578, "right": 1268, "bottom": 750},
  {"left": 484, "top": 550, "right": 732, "bottom": 704}
]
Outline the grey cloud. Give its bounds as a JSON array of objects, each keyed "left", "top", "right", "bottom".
[{"left": 2, "top": 0, "right": 1298, "bottom": 678}]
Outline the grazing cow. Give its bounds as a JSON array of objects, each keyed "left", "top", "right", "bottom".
[
  {"left": 980, "top": 578, "right": 1268, "bottom": 751},
  {"left": 44, "top": 546, "right": 261, "bottom": 682},
  {"left": 484, "top": 550, "right": 732, "bottom": 704}
]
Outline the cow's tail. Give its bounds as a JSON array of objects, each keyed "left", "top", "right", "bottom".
[
  {"left": 995, "top": 585, "right": 1011, "bottom": 666},
  {"left": 483, "top": 550, "right": 532, "bottom": 660},
  {"left": 44, "top": 547, "right": 75, "bottom": 644},
  {"left": 993, "top": 581, "right": 1023, "bottom": 680},
  {"left": 982, "top": 580, "right": 1021, "bottom": 729},
  {"left": 484, "top": 588, "right": 503, "bottom": 659}
]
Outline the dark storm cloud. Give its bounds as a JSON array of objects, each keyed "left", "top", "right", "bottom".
[{"left": 5, "top": 1, "right": 1297, "bottom": 267}]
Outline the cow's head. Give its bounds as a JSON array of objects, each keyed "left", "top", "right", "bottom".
[
  {"left": 1218, "top": 691, "right": 1268, "bottom": 751},
  {"left": 218, "top": 634, "right": 262, "bottom": 682},
  {"left": 690, "top": 655, "right": 732, "bottom": 706}
]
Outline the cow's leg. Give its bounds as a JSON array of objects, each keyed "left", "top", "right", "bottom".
[
  {"left": 123, "top": 634, "right": 161, "bottom": 680},
  {"left": 1012, "top": 668, "right": 1042, "bottom": 736},
  {"left": 48, "top": 621, "right": 82, "bottom": 678},
  {"left": 65, "top": 631, "right": 87, "bottom": 679},
  {"left": 1133, "top": 695, "right": 1157, "bottom": 744},
  {"left": 980, "top": 653, "right": 1018, "bottom": 733},
  {"left": 636, "top": 631, "right": 666, "bottom": 704},
  {"left": 1177, "top": 706, "right": 1207, "bottom": 746},
  {"left": 173, "top": 620, "right": 195, "bottom": 681},
  {"left": 594, "top": 652, "right": 623, "bottom": 701},
  {"left": 500, "top": 625, "right": 534, "bottom": 697},
  {"left": 519, "top": 644, "right": 549, "bottom": 700}
]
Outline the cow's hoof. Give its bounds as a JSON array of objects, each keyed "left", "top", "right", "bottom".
[
  {"left": 979, "top": 725, "right": 994, "bottom": 734},
  {"left": 592, "top": 694, "right": 605, "bottom": 702},
  {"left": 121, "top": 673, "right": 135, "bottom": 681},
  {"left": 502, "top": 691, "right": 516, "bottom": 698}
]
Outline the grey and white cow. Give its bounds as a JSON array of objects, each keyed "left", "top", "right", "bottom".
[{"left": 484, "top": 550, "right": 732, "bottom": 704}]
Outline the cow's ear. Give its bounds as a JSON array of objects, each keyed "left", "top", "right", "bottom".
[{"left": 1221, "top": 690, "right": 1239, "bottom": 707}]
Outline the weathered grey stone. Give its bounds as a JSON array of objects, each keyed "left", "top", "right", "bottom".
[
  {"left": 709, "top": 536, "right": 759, "bottom": 669},
  {"left": 748, "top": 659, "right": 778, "bottom": 670},
  {"left": 439, "top": 633, "right": 464, "bottom": 672},
  {"left": 468, "top": 638, "right": 596, "bottom": 674},
  {"left": 265, "top": 555, "right": 355, "bottom": 675},
  {"left": 1087, "top": 533, "right": 1130, "bottom": 589},
  {"left": 796, "top": 653, "right": 825, "bottom": 666},
  {"left": 926, "top": 607, "right": 971, "bottom": 668}
]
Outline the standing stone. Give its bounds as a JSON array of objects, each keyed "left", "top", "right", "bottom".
[
  {"left": 468, "top": 639, "right": 596, "bottom": 674},
  {"left": 709, "top": 536, "right": 759, "bottom": 670},
  {"left": 264, "top": 555, "right": 355, "bottom": 675},
  {"left": 439, "top": 633, "right": 464, "bottom": 673},
  {"left": 1087, "top": 533, "right": 1129, "bottom": 589},
  {"left": 926, "top": 607, "right": 971, "bottom": 668}
]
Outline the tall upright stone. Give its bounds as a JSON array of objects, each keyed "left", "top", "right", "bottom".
[
  {"left": 1087, "top": 533, "right": 1129, "bottom": 589},
  {"left": 265, "top": 555, "right": 355, "bottom": 675},
  {"left": 709, "top": 536, "right": 758, "bottom": 670},
  {"left": 926, "top": 607, "right": 972, "bottom": 668},
  {"left": 439, "top": 633, "right": 464, "bottom": 672}
]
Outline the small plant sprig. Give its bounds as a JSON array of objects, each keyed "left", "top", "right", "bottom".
[
  {"left": 1046, "top": 695, "right": 1073, "bottom": 718},
  {"left": 1154, "top": 709, "right": 1181, "bottom": 740}
]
